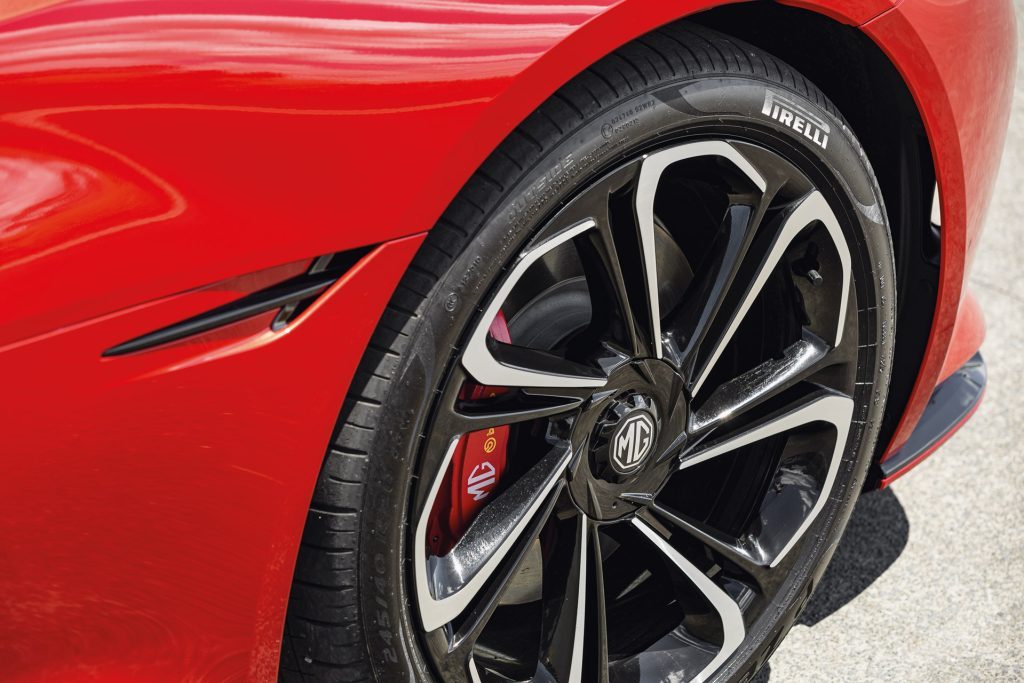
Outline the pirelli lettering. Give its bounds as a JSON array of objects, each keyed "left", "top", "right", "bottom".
[{"left": 762, "top": 90, "right": 830, "bottom": 150}]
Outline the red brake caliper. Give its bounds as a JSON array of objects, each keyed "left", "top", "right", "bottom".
[{"left": 427, "top": 312, "right": 512, "bottom": 555}]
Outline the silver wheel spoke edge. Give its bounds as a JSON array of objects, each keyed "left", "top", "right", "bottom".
[
  {"left": 462, "top": 219, "right": 607, "bottom": 389},
  {"left": 689, "top": 329, "right": 829, "bottom": 435},
  {"left": 568, "top": 515, "right": 588, "bottom": 683},
  {"left": 636, "top": 141, "right": 767, "bottom": 361},
  {"left": 692, "top": 190, "right": 851, "bottom": 396},
  {"left": 632, "top": 518, "right": 745, "bottom": 683},
  {"left": 414, "top": 437, "right": 572, "bottom": 631},
  {"left": 679, "top": 393, "right": 855, "bottom": 567},
  {"left": 468, "top": 656, "right": 483, "bottom": 683}
]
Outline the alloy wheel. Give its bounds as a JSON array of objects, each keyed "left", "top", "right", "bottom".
[{"left": 410, "top": 139, "right": 860, "bottom": 683}]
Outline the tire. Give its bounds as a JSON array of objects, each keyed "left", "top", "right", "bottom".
[{"left": 280, "top": 22, "right": 894, "bottom": 683}]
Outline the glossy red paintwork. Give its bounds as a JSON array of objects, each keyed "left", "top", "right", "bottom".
[
  {"left": 777, "top": 0, "right": 893, "bottom": 25},
  {"left": 0, "top": 0, "right": 1011, "bottom": 679},
  {"left": 938, "top": 289, "right": 986, "bottom": 384},
  {"left": 861, "top": 1, "right": 1015, "bottom": 460},
  {"left": 0, "top": 233, "right": 423, "bottom": 681}
]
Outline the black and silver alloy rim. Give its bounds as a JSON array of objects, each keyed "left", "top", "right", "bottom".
[{"left": 411, "top": 138, "right": 862, "bottom": 683}]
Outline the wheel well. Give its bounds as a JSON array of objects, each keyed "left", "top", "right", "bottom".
[{"left": 689, "top": 3, "right": 939, "bottom": 482}]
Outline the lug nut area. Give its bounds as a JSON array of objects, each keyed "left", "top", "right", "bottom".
[{"left": 564, "top": 359, "right": 687, "bottom": 521}]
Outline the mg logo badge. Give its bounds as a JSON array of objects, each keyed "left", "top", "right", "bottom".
[{"left": 611, "top": 412, "right": 655, "bottom": 473}]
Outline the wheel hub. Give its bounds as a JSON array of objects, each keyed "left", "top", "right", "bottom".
[{"left": 567, "top": 359, "right": 685, "bottom": 521}]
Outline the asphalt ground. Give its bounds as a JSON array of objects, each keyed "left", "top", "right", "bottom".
[{"left": 760, "top": 6, "right": 1024, "bottom": 682}]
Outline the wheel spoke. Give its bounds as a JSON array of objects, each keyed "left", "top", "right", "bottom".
[
  {"left": 415, "top": 440, "right": 573, "bottom": 631},
  {"left": 631, "top": 518, "right": 745, "bottom": 683},
  {"left": 462, "top": 219, "right": 608, "bottom": 389},
  {"left": 636, "top": 141, "right": 768, "bottom": 362},
  {"left": 487, "top": 342, "right": 607, "bottom": 387},
  {"left": 688, "top": 329, "right": 830, "bottom": 435},
  {"left": 678, "top": 390, "right": 854, "bottom": 567},
  {"left": 468, "top": 656, "right": 484, "bottom": 683},
  {"left": 548, "top": 162, "right": 653, "bottom": 359},
  {"left": 452, "top": 391, "right": 585, "bottom": 432},
  {"left": 448, "top": 484, "right": 560, "bottom": 657},
  {"left": 589, "top": 523, "right": 611, "bottom": 683},
  {"left": 426, "top": 365, "right": 587, "bottom": 469},
  {"left": 690, "top": 190, "right": 851, "bottom": 396},
  {"left": 647, "top": 503, "right": 770, "bottom": 585},
  {"left": 538, "top": 514, "right": 588, "bottom": 683},
  {"left": 662, "top": 201, "right": 757, "bottom": 373},
  {"left": 446, "top": 347, "right": 623, "bottom": 437}
]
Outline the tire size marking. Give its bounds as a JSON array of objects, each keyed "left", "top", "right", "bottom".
[
  {"left": 601, "top": 99, "right": 656, "bottom": 139},
  {"left": 507, "top": 151, "right": 577, "bottom": 231},
  {"left": 507, "top": 99, "right": 658, "bottom": 234},
  {"left": 371, "top": 553, "right": 399, "bottom": 664}
]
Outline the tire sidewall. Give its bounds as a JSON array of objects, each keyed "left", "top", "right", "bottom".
[{"left": 358, "top": 75, "right": 895, "bottom": 682}]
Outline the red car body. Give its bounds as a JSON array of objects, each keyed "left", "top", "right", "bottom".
[{"left": 0, "top": 0, "right": 1013, "bottom": 680}]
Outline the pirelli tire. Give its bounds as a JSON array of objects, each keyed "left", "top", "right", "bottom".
[{"left": 279, "top": 21, "right": 895, "bottom": 683}]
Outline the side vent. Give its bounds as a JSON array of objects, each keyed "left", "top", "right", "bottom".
[{"left": 104, "top": 247, "right": 373, "bottom": 357}]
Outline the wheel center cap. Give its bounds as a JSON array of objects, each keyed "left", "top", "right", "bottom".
[
  {"left": 610, "top": 411, "right": 656, "bottom": 474},
  {"left": 566, "top": 360, "right": 682, "bottom": 521},
  {"left": 592, "top": 393, "right": 660, "bottom": 481}
]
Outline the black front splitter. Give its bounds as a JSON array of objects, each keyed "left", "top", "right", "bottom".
[{"left": 878, "top": 352, "right": 986, "bottom": 486}]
